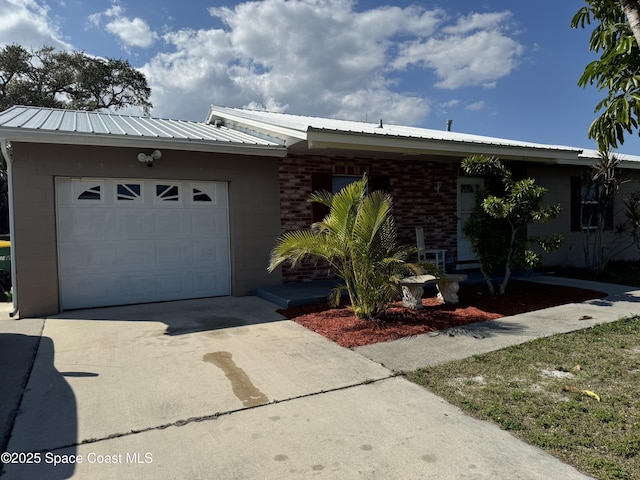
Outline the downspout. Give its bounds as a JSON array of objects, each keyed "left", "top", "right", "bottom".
[{"left": 1, "top": 138, "right": 18, "bottom": 317}]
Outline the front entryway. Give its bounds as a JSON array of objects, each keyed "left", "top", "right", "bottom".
[
  {"left": 456, "top": 177, "right": 484, "bottom": 269},
  {"left": 55, "top": 177, "right": 230, "bottom": 310}
]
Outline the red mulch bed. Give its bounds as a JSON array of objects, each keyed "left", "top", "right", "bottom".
[{"left": 277, "top": 280, "right": 607, "bottom": 348}]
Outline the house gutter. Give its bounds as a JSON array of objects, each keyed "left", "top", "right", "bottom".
[{"left": 0, "top": 138, "right": 17, "bottom": 317}]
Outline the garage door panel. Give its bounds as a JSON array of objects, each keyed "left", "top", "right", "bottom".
[
  {"left": 190, "top": 210, "right": 228, "bottom": 237},
  {"left": 193, "top": 241, "right": 219, "bottom": 265},
  {"left": 60, "top": 276, "right": 108, "bottom": 309},
  {"left": 156, "top": 272, "right": 190, "bottom": 297},
  {"left": 191, "top": 242, "right": 212, "bottom": 259},
  {"left": 62, "top": 271, "right": 204, "bottom": 308},
  {"left": 58, "top": 209, "right": 116, "bottom": 241},
  {"left": 59, "top": 272, "right": 157, "bottom": 309},
  {"left": 56, "top": 178, "right": 230, "bottom": 310},
  {"left": 114, "top": 242, "right": 155, "bottom": 270},
  {"left": 112, "top": 274, "right": 157, "bottom": 302},
  {"left": 155, "top": 210, "right": 191, "bottom": 238},
  {"left": 115, "top": 211, "right": 155, "bottom": 239},
  {"left": 192, "top": 271, "right": 226, "bottom": 297},
  {"left": 59, "top": 242, "right": 117, "bottom": 274},
  {"left": 155, "top": 241, "right": 192, "bottom": 268}
]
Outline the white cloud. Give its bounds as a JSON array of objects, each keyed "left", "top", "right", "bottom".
[
  {"left": 443, "top": 11, "right": 512, "bottom": 35},
  {"left": 0, "top": 1, "right": 524, "bottom": 126},
  {"left": 440, "top": 99, "right": 460, "bottom": 108},
  {"left": 0, "top": 0, "right": 71, "bottom": 49},
  {"left": 138, "top": 1, "right": 521, "bottom": 124},
  {"left": 89, "top": 2, "right": 157, "bottom": 49},
  {"left": 105, "top": 17, "right": 156, "bottom": 48},
  {"left": 394, "top": 28, "right": 523, "bottom": 89},
  {"left": 465, "top": 101, "right": 485, "bottom": 111},
  {"left": 144, "top": 0, "right": 447, "bottom": 123}
]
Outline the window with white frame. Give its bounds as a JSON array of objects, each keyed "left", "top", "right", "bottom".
[
  {"left": 155, "top": 183, "right": 180, "bottom": 203},
  {"left": 116, "top": 183, "right": 143, "bottom": 203},
  {"left": 72, "top": 179, "right": 104, "bottom": 203}
]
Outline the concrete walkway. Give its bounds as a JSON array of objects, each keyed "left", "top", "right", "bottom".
[{"left": 2, "top": 276, "right": 634, "bottom": 479}]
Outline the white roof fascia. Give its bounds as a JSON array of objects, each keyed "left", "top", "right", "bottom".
[
  {"left": 205, "top": 106, "right": 597, "bottom": 161},
  {"left": 306, "top": 129, "right": 582, "bottom": 163},
  {"left": 578, "top": 149, "right": 640, "bottom": 169},
  {"left": 0, "top": 129, "right": 287, "bottom": 157},
  {"left": 618, "top": 160, "right": 640, "bottom": 169},
  {"left": 207, "top": 107, "right": 307, "bottom": 147},
  {"left": 207, "top": 106, "right": 640, "bottom": 167}
]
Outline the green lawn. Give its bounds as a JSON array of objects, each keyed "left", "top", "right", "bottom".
[{"left": 406, "top": 316, "right": 640, "bottom": 480}]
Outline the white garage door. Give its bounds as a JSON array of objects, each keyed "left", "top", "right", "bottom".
[{"left": 56, "top": 177, "right": 230, "bottom": 310}]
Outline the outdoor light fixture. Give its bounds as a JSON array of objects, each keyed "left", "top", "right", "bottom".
[{"left": 137, "top": 150, "right": 161, "bottom": 167}]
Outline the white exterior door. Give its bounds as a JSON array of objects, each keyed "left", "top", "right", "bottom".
[
  {"left": 56, "top": 177, "right": 230, "bottom": 310},
  {"left": 457, "top": 177, "right": 484, "bottom": 268}
]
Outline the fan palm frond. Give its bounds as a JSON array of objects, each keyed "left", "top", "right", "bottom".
[{"left": 269, "top": 174, "right": 421, "bottom": 319}]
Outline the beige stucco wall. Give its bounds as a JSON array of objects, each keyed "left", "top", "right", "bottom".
[
  {"left": 527, "top": 163, "right": 640, "bottom": 267},
  {"left": 10, "top": 142, "right": 282, "bottom": 317}
]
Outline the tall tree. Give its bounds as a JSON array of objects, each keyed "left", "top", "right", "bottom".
[
  {"left": 572, "top": 1, "right": 640, "bottom": 150},
  {"left": 0, "top": 44, "right": 152, "bottom": 114},
  {"left": 0, "top": 44, "right": 153, "bottom": 234},
  {"left": 620, "top": 0, "right": 640, "bottom": 46}
]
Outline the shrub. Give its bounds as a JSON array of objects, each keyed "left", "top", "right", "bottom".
[
  {"left": 268, "top": 174, "right": 423, "bottom": 319},
  {"left": 461, "top": 155, "right": 562, "bottom": 295}
]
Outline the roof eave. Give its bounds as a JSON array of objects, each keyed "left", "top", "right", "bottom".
[
  {"left": 207, "top": 107, "right": 307, "bottom": 147},
  {"left": 618, "top": 160, "right": 640, "bottom": 169},
  {"left": 0, "top": 130, "right": 287, "bottom": 157},
  {"left": 306, "top": 130, "right": 582, "bottom": 163}
]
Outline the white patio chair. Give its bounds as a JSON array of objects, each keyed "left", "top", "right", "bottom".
[{"left": 415, "top": 226, "right": 446, "bottom": 272}]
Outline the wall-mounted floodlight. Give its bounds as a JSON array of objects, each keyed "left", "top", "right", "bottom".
[{"left": 137, "top": 150, "right": 161, "bottom": 167}]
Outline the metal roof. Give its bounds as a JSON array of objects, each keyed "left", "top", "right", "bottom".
[
  {"left": 205, "top": 106, "right": 640, "bottom": 167},
  {"left": 207, "top": 105, "right": 583, "bottom": 155},
  {"left": 5, "top": 105, "right": 640, "bottom": 167},
  {"left": 0, "top": 105, "right": 286, "bottom": 156}
]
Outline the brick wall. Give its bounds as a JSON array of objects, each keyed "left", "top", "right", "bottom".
[{"left": 278, "top": 153, "right": 460, "bottom": 282}]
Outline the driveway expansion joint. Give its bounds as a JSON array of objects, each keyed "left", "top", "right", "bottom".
[{"left": 38, "top": 375, "right": 398, "bottom": 453}]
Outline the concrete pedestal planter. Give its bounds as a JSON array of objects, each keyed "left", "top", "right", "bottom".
[
  {"left": 399, "top": 275, "right": 436, "bottom": 309},
  {"left": 435, "top": 274, "right": 467, "bottom": 304},
  {"left": 398, "top": 274, "right": 468, "bottom": 309}
]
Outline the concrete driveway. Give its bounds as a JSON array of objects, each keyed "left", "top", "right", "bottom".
[{"left": 2, "top": 296, "right": 591, "bottom": 479}]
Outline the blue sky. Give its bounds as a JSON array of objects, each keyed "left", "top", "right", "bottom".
[{"left": 3, "top": 0, "right": 639, "bottom": 154}]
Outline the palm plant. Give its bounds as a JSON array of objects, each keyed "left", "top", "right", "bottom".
[{"left": 268, "top": 174, "right": 423, "bottom": 319}]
